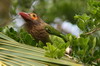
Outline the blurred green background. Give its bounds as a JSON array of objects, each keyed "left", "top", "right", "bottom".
[
  {"left": 0, "top": 0, "right": 88, "bottom": 26},
  {"left": 12, "top": 0, "right": 87, "bottom": 24}
]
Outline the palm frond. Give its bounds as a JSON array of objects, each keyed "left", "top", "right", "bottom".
[{"left": 0, "top": 32, "right": 82, "bottom": 66}]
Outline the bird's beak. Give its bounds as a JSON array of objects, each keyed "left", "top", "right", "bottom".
[{"left": 19, "top": 12, "right": 31, "bottom": 20}]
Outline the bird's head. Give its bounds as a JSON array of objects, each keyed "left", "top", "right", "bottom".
[{"left": 19, "top": 12, "right": 38, "bottom": 22}]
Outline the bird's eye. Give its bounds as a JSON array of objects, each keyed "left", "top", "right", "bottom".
[
  {"left": 32, "top": 14, "right": 36, "bottom": 17},
  {"left": 29, "top": 13, "right": 37, "bottom": 20},
  {"left": 30, "top": 13, "right": 37, "bottom": 17}
]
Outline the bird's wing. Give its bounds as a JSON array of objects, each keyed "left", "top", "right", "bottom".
[
  {"left": 45, "top": 25, "right": 67, "bottom": 42},
  {"left": 45, "top": 25, "right": 61, "bottom": 36}
]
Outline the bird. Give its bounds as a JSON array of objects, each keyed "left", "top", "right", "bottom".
[{"left": 19, "top": 12, "right": 67, "bottom": 44}]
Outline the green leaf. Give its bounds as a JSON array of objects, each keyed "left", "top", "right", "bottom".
[
  {"left": 50, "top": 35, "right": 65, "bottom": 44},
  {"left": 77, "top": 19, "right": 86, "bottom": 31},
  {"left": 74, "top": 14, "right": 80, "bottom": 19},
  {"left": 81, "top": 14, "right": 90, "bottom": 21},
  {"left": 37, "top": 41, "right": 44, "bottom": 48},
  {"left": 44, "top": 41, "right": 66, "bottom": 59}
]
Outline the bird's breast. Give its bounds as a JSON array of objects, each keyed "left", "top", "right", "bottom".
[{"left": 25, "top": 24, "right": 50, "bottom": 43}]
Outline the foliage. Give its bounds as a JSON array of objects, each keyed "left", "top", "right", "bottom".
[
  {"left": 74, "top": 0, "right": 100, "bottom": 33},
  {"left": 73, "top": 0, "right": 100, "bottom": 65},
  {"left": 67, "top": 35, "right": 100, "bottom": 65},
  {"left": 44, "top": 35, "right": 68, "bottom": 59},
  {"left": 0, "top": 27, "right": 36, "bottom": 46},
  {"left": 34, "top": 0, "right": 87, "bottom": 23},
  {"left": 0, "top": 32, "right": 82, "bottom": 66}
]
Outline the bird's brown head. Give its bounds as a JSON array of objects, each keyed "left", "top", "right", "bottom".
[{"left": 19, "top": 12, "right": 38, "bottom": 22}]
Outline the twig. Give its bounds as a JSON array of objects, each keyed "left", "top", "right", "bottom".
[
  {"left": 65, "top": 54, "right": 73, "bottom": 59},
  {"left": 85, "top": 28, "right": 100, "bottom": 35}
]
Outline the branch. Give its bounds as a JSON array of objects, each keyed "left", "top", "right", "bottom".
[{"left": 85, "top": 28, "right": 100, "bottom": 35}]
